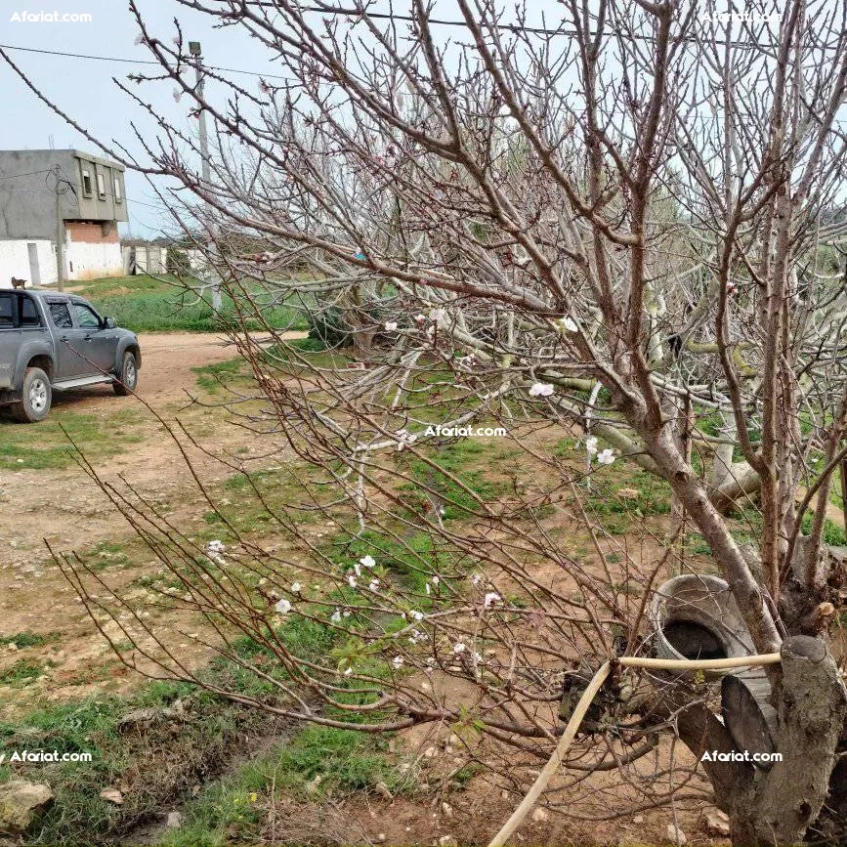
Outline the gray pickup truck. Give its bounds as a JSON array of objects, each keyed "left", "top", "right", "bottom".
[{"left": 0, "top": 289, "right": 141, "bottom": 423}]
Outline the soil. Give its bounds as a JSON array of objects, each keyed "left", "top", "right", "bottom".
[
  {"left": 0, "top": 339, "right": 734, "bottom": 844},
  {"left": 0, "top": 331, "right": 304, "bottom": 714}
]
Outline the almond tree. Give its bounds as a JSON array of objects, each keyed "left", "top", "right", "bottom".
[{"left": 9, "top": 1, "right": 847, "bottom": 842}]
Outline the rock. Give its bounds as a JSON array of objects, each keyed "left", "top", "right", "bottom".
[
  {"left": 531, "top": 807, "right": 548, "bottom": 823},
  {"left": 375, "top": 781, "right": 393, "bottom": 800},
  {"left": 667, "top": 823, "right": 687, "bottom": 845},
  {"left": 633, "top": 815, "right": 644, "bottom": 824},
  {"left": 100, "top": 788, "right": 124, "bottom": 805},
  {"left": 701, "top": 810, "right": 730, "bottom": 837},
  {"left": 424, "top": 746, "right": 437, "bottom": 759},
  {"left": 441, "top": 802, "right": 453, "bottom": 817},
  {"left": 438, "top": 836, "right": 458, "bottom": 847},
  {"left": 374, "top": 835, "right": 387, "bottom": 844},
  {"left": 166, "top": 811, "right": 183, "bottom": 829},
  {"left": 0, "top": 780, "right": 53, "bottom": 835}
]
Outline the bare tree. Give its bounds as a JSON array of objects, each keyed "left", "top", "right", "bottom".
[{"left": 10, "top": 0, "right": 847, "bottom": 842}]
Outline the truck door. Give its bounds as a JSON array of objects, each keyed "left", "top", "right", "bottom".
[
  {"left": 70, "top": 301, "right": 115, "bottom": 373},
  {"left": 46, "top": 299, "right": 95, "bottom": 379},
  {"left": 0, "top": 293, "right": 18, "bottom": 389}
]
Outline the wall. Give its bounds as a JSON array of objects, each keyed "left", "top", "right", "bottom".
[
  {"left": 65, "top": 222, "right": 122, "bottom": 280},
  {"left": 0, "top": 149, "right": 128, "bottom": 240},
  {"left": 0, "top": 240, "right": 58, "bottom": 288},
  {"left": 122, "top": 245, "right": 168, "bottom": 274}
]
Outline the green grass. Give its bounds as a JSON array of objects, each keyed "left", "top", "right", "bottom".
[
  {"left": 163, "top": 726, "right": 411, "bottom": 847},
  {"left": 74, "top": 275, "right": 309, "bottom": 334},
  {"left": 0, "top": 408, "right": 145, "bottom": 470},
  {"left": 192, "top": 358, "right": 246, "bottom": 394},
  {"left": 0, "top": 632, "right": 60, "bottom": 650},
  {"left": 0, "top": 664, "right": 283, "bottom": 844}
]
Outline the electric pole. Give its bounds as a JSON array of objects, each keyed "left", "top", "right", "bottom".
[
  {"left": 189, "top": 40, "right": 222, "bottom": 312},
  {"left": 52, "top": 166, "right": 66, "bottom": 291}
]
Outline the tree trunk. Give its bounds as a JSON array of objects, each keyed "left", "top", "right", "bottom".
[{"left": 716, "top": 637, "right": 845, "bottom": 846}]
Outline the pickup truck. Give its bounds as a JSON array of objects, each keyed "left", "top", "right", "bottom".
[{"left": 0, "top": 289, "right": 141, "bottom": 423}]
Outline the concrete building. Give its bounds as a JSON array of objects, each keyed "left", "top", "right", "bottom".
[{"left": 0, "top": 149, "right": 128, "bottom": 288}]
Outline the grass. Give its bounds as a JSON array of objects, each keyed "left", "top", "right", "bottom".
[
  {"left": 0, "top": 659, "right": 54, "bottom": 687},
  {"left": 73, "top": 275, "right": 309, "bottom": 334},
  {"left": 0, "top": 408, "right": 145, "bottom": 470},
  {"left": 0, "top": 632, "right": 60, "bottom": 650},
  {"left": 0, "top": 664, "right": 283, "bottom": 844},
  {"left": 162, "top": 726, "right": 411, "bottom": 847}
]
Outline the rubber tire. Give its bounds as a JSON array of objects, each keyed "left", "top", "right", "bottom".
[
  {"left": 113, "top": 351, "right": 138, "bottom": 396},
  {"left": 11, "top": 367, "right": 52, "bottom": 423}
]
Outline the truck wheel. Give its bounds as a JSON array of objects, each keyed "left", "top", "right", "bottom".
[
  {"left": 11, "top": 367, "right": 52, "bottom": 423},
  {"left": 113, "top": 351, "right": 138, "bottom": 396}
]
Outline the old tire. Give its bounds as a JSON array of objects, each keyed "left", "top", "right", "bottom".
[
  {"left": 11, "top": 367, "right": 52, "bottom": 423},
  {"left": 113, "top": 351, "right": 138, "bottom": 396}
]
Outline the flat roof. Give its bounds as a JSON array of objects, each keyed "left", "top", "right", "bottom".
[{"left": 0, "top": 149, "right": 125, "bottom": 172}]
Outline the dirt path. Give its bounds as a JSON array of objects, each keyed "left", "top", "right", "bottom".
[{"left": 0, "top": 331, "right": 304, "bottom": 711}]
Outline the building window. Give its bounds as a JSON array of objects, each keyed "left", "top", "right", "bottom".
[
  {"left": 114, "top": 175, "right": 123, "bottom": 203},
  {"left": 81, "top": 168, "right": 93, "bottom": 197},
  {"left": 96, "top": 171, "right": 106, "bottom": 198}
]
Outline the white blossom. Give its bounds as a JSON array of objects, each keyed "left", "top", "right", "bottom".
[
  {"left": 410, "top": 610, "right": 425, "bottom": 622},
  {"left": 452, "top": 642, "right": 467, "bottom": 654},
  {"left": 392, "top": 655, "right": 405, "bottom": 669},
  {"left": 395, "top": 429, "right": 418, "bottom": 451},
  {"left": 290, "top": 582, "right": 302, "bottom": 593},
  {"left": 596, "top": 448, "right": 616, "bottom": 465},
  {"left": 425, "top": 582, "right": 431, "bottom": 595},
  {"left": 274, "top": 598, "right": 292, "bottom": 615},
  {"left": 369, "top": 579, "right": 380, "bottom": 592},
  {"left": 429, "top": 307, "right": 447, "bottom": 324},
  {"left": 385, "top": 321, "right": 398, "bottom": 331},
  {"left": 585, "top": 436, "right": 598, "bottom": 455},
  {"left": 470, "top": 573, "right": 483, "bottom": 586},
  {"left": 414, "top": 313, "right": 426, "bottom": 324},
  {"left": 528, "top": 382, "right": 554, "bottom": 398},
  {"left": 344, "top": 667, "right": 353, "bottom": 676},
  {"left": 483, "top": 592, "right": 502, "bottom": 609},
  {"left": 206, "top": 539, "right": 226, "bottom": 554},
  {"left": 347, "top": 574, "right": 358, "bottom": 588},
  {"left": 330, "top": 608, "right": 342, "bottom": 624},
  {"left": 557, "top": 316, "right": 578, "bottom": 332},
  {"left": 359, "top": 555, "right": 376, "bottom": 569}
]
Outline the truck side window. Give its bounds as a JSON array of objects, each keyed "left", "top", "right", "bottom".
[
  {"left": 49, "top": 302, "right": 73, "bottom": 329},
  {"left": 0, "top": 295, "right": 13, "bottom": 328},
  {"left": 20, "top": 297, "right": 40, "bottom": 327},
  {"left": 72, "top": 303, "right": 101, "bottom": 330}
]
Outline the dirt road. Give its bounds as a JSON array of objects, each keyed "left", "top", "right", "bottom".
[{"left": 0, "top": 331, "right": 303, "bottom": 710}]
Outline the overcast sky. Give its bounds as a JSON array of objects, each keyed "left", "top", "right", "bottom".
[{"left": 0, "top": 0, "right": 302, "bottom": 238}]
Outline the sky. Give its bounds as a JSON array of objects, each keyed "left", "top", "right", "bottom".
[
  {"left": 0, "top": 0, "right": 793, "bottom": 239},
  {"left": 0, "top": 0, "right": 298, "bottom": 238},
  {"left": 1, "top": 0, "right": 500, "bottom": 239}
]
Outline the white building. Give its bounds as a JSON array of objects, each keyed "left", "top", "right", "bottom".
[{"left": 0, "top": 149, "right": 128, "bottom": 288}]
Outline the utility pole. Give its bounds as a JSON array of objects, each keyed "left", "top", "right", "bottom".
[
  {"left": 189, "top": 40, "right": 222, "bottom": 312},
  {"left": 53, "top": 166, "right": 65, "bottom": 292}
]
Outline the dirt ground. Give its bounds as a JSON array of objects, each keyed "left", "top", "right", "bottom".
[
  {"left": 0, "top": 334, "right": 730, "bottom": 845},
  {"left": 0, "top": 332, "right": 304, "bottom": 712}
]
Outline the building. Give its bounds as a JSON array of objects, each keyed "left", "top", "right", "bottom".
[{"left": 0, "top": 149, "right": 128, "bottom": 288}]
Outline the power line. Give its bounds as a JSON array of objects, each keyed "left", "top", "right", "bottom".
[
  {"left": 250, "top": 3, "right": 842, "bottom": 50},
  {"left": 0, "top": 168, "right": 55, "bottom": 181},
  {"left": 0, "top": 42, "right": 298, "bottom": 82}
]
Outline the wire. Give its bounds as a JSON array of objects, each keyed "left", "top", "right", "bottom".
[
  {"left": 0, "top": 42, "right": 298, "bottom": 82},
  {"left": 0, "top": 168, "right": 55, "bottom": 181}
]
